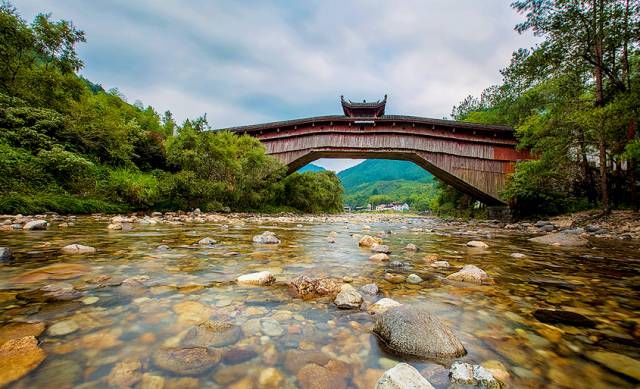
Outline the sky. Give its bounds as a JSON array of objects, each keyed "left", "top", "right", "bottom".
[{"left": 17, "top": 1, "right": 537, "bottom": 172}]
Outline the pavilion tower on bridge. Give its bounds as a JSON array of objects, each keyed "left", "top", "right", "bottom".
[{"left": 340, "top": 95, "right": 387, "bottom": 118}]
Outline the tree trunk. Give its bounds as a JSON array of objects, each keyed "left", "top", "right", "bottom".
[{"left": 594, "top": 0, "right": 610, "bottom": 213}]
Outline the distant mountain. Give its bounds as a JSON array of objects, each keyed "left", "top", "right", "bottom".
[
  {"left": 337, "top": 160, "right": 432, "bottom": 190},
  {"left": 297, "top": 163, "right": 326, "bottom": 173},
  {"left": 337, "top": 160, "right": 436, "bottom": 210}
]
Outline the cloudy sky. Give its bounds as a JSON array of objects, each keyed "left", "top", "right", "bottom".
[{"left": 17, "top": 1, "right": 536, "bottom": 171}]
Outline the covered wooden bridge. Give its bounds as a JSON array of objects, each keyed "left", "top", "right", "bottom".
[{"left": 223, "top": 96, "right": 530, "bottom": 205}]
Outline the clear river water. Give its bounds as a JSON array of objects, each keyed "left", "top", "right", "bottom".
[{"left": 0, "top": 214, "right": 639, "bottom": 388}]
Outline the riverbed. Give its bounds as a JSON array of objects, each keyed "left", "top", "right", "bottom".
[{"left": 0, "top": 213, "right": 639, "bottom": 388}]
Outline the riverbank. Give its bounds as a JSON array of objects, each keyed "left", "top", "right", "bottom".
[{"left": 2, "top": 209, "right": 639, "bottom": 241}]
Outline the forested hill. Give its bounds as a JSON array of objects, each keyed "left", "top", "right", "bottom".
[
  {"left": 337, "top": 160, "right": 433, "bottom": 189},
  {"left": 297, "top": 164, "right": 326, "bottom": 173},
  {"left": 336, "top": 160, "right": 437, "bottom": 211}
]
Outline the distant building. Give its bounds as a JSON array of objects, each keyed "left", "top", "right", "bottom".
[{"left": 375, "top": 202, "right": 410, "bottom": 212}]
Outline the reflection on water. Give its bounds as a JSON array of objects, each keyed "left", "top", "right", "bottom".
[{"left": 0, "top": 214, "right": 639, "bottom": 388}]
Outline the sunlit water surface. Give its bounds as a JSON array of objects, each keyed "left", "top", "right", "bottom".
[{"left": 0, "top": 215, "right": 639, "bottom": 388}]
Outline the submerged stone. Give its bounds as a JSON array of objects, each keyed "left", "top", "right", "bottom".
[
  {"left": 585, "top": 351, "right": 640, "bottom": 381},
  {"left": 359, "top": 235, "right": 383, "bottom": 247},
  {"left": 446, "top": 265, "right": 494, "bottom": 285},
  {"left": 60, "top": 244, "right": 96, "bottom": 255},
  {"left": 533, "top": 309, "right": 596, "bottom": 327},
  {"left": 181, "top": 320, "right": 242, "bottom": 348},
  {"left": 466, "top": 240, "right": 488, "bottom": 248},
  {"left": 153, "top": 347, "right": 221, "bottom": 375},
  {"left": 529, "top": 232, "right": 588, "bottom": 247},
  {"left": 0, "top": 336, "right": 46, "bottom": 387}
]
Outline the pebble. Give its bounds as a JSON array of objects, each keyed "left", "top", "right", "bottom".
[
  {"left": 261, "top": 319, "right": 284, "bottom": 337},
  {"left": 81, "top": 296, "right": 99, "bottom": 305},
  {"left": 406, "top": 274, "right": 423, "bottom": 284},
  {"left": 466, "top": 240, "right": 488, "bottom": 248},
  {"left": 47, "top": 320, "right": 79, "bottom": 336},
  {"left": 60, "top": 244, "right": 96, "bottom": 255}
]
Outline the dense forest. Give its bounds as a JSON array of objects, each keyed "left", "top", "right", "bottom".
[
  {"left": 0, "top": 4, "right": 343, "bottom": 214},
  {"left": 452, "top": 0, "right": 640, "bottom": 215}
]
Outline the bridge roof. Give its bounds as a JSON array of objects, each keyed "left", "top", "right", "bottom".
[{"left": 220, "top": 114, "right": 514, "bottom": 134}]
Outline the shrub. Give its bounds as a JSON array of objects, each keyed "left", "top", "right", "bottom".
[{"left": 106, "top": 168, "right": 159, "bottom": 208}]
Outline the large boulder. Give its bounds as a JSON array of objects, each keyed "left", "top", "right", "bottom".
[
  {"left": 529, "top": 232, "right": 588, "bottom": 247},
  {"left": 375, "top": 363, "right": 434, "bottom": 389},
  {"left": 359, "top": 235, "right": 383, "bottom": 247},
  {"left": 334, "top": 284, "right": 363, "bottom": 309},
  {"left": 373, "top": 305, "right": 466, "bottom": 359},
  {"left": 288, "top": 275, "right": 341, "bottom": 300},
  {"left": 236, "top": 271, "right": 275, "bottom": 286},
  {"left": 23, "top": 220, "right": 47, "bottom": 230},
  {"left": 446, "top": 265, "right": 494, "bottom": 285},
  {"left": 252, "top": 231, "right": 281, "bottom": 244}
]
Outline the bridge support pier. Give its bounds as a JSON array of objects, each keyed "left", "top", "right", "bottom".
[{"left": 486, "top": 206, "right": 512, "bottom": 222}]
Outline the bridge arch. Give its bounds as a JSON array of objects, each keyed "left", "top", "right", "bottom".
[{"left": 220, "top": 96, "right": 531, "bottom": 205}]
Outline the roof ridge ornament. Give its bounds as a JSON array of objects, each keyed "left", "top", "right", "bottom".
[{"left": 341, "top": 94, "right": 387, "bottom": 117}]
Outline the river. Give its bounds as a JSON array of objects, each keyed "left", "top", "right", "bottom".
[{"left": 0, "top": 213, "right": 638, "bottom": 388}]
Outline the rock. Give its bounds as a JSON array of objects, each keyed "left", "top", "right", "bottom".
[
  {"left": 481, "top": 360, "right": 510, "bottom": 384},
  {"left": 197, "top": 237, "right": 217, "bottom": 245},
  {"left": 60, "top": 244, "right": 96, "bottom": 255},
  {"left": 11, "top": 263, "right": 91, "bottom": 284},
  {"left": 153, "top": 347, "right": 221, "bottom": 375},
  {"left": 371, "top": 244, "right": 391, "bottom": 254},
  {"left": 334, "top": 284, "right": 363, "bottom": 309},
  {"left": 369, "top": 253, "right": 390, "bottom": 261},
  {"left": 181, "top": 320, "right": 242, "bottom": 348},
  {"left": 532, "top": 309, "right": 596, "bottom": 327},
  {"left": 389, "top": 261, "right": 404, "bottom": 268},
  {"left": 38, "top": 283, "right": 81, "bottom": 301},
  {"left": 253, "top": 231, "right": 281, "bottom": 244},
  {"left": 529, "top": 232, "right": 588, "bottom": 247},
  {"left": 466, "top": 240, "right": 488, "bottom": 248},
  {"left": 296, "top": 360, "right": 349, "bottom": 389},
  {"left": 359, "top": 235, "right": 383, "bottom": 247},
  {"left": 0, "top": 322, "right": 45, "bottom": 345},
  {"left": 172, "top": 301, "right": 213, "bottom": 326},
  {"left": 375, "top": 363, "right": 434, "bottom": 389},
  {"left": 405, "top": 243, "right": 418, "bottom": 251},
  {"left": 430, "top": 261, "right": 450, "bottom": 268},
  {"left": 0, "top": 247, "right": 12, "bottom": 261},
  {"left": 222, "top": 347, "right": 258, "bottom": 364},
  {"left": 288, "top": 275, "right": 341, "bottom": 300},
  {"left": 449, "top": 362, "right": 501, "bottom": 388},
  {"left": 446, "top": 265, "right": 494, "bottom": 285},
  {"left": 368, "top": 298, "right": 402, "bottom": 315},
  {"left": 47, "top": 320, "right": 79, "bottom": 336},
  {"left": 259, "top": 367, "right": 285, "bottom": 388},
  {"left": 107, "top": 359, "right": 143, "bottom": 388},
  {"left": 23, "top": 220, "right": 48, "bottom": 230},
  {"left": 284, "top": 350, "right": 331, "bottom": 373},
  {"left": 261, "top": 318, "right": 284, "bottom": 337},
  {"left": 585, "top": 224, "right": 601, "bottom": 233},
  {"left": 237, "top": 271, "right": 275, "bottom": 286},
  {"left": 141, "top": 373, "right": 165, "bottom": 389},
  {"left": 406, "top": 274, "right": 423, "bottom": 284},
  {"left": 0, "top": 336, "right": 47, "bottom": 386},
  {"left": 510, "top": 253, "right": 526, "bottom": 258},
  {"left": 373, "top": 305, "right": 466, "bottom": 358},
  {"left": 342, "top": 276, "right": 353, "bottom": 283},
  {"left": 585, "top": 351, "right": 640, "bottom": 381},
  {"left": 360, "top": 283, "right": 379, "bottom": 295},
  {"left": 107, "top": 223, "right": 123, "bottom": 230},
  {"left": 539, "top": 224, "right": 555, "bottom": 232},
  {"left": 384, "top": 273, "right": 405, "bottom": 284}
]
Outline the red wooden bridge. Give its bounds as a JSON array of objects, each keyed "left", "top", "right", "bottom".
[{"left": 224, "top": 96, "right": 530, "bottom": 205}]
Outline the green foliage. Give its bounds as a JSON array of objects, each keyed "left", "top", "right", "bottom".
[
  {"left": 0, "top": 3, "right": 342, "bottom": 214},
  {"left": 106, "top": 169, "right": 159, "bottom": 208},
  {"left": 281, "top": 171, "right": 343, "bottom": 213}
]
